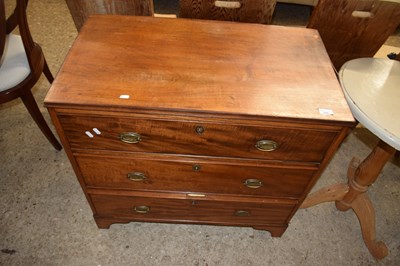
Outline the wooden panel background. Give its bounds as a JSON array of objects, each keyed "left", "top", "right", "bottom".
[
  {"left": 179, "top": 0, "right": 277, "bottom": 24},
  {"left": 65, "top": 0, "right": 154, "bottom": 31},
  {"left": 308, "top": 0, "right": 400, "bottom": 70}
]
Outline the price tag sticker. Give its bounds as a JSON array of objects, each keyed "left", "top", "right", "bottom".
[{"left": 318, "top": 108, "right": 334, "bottom": 115}]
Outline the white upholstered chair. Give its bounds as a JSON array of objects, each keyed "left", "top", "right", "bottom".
[{"left": 0, "top": 0, "right": 61, "bottom": 150}]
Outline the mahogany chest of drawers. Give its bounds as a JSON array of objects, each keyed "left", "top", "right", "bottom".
[{"left": 45, "top": 15, "right": 355, "bottom": 237}]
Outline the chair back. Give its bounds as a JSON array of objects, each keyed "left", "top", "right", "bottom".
[
  {"left": 0, "top": 0, "right": 61, "bottom": 150},
  {"left": 308, "top": 0, "right": 400, "bottom": 70},
  {"left": 2, "top": 0, "right": 38, "bottom": 72},
  {"left": 179, "top": 0, "right": 277, "bottom": 24},
  {"left": 65, "top": 0, "right": 154, "bottom": 31}
]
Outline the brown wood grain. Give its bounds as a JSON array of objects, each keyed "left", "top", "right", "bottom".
[
  {"left": 90, "top": 193, "right": 295, "bottom": 225},
  {"left": 308, "top": 0, "right": 400, "bottom": 70},
  {"left": 64, "top": 0, "right": 153, "bottom": 31},
  {"left": 45, "top": 16, "right": 356, "bottom": 235},
  {"left": 179, "top": 0, "right": 277, "bottom": 24},
  {"left": 59, "top": 114, "right": 339, "bottom": 162},
  {"left": 45, "top": 16, "right": 354, "bottom": 123},
  {"left": 76, "top": 153, "right": 317, "bottom": 198}
]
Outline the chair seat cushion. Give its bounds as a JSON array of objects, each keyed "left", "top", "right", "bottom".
[{"left": 0, "top": 34, "right": 31, "bottom": 92}]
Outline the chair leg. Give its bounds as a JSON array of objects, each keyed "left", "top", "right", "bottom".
[
  {"left": 43, "top": 58, "right": 54, "bottom": 83},
  {"left": 20, "top": 90, "right": 62, "bottom": 150}
]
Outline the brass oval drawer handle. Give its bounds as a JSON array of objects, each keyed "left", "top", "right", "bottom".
[
  {"left": 134, "top": 206, "right": 150, "bottom": 214},
  {"left": 127, "top": 172, "right": 147, "bottom": 181},
  {"left": 244, "top": 179, "right": 263, "bottom": 189},
  {"left": 120, "top": 132, "right": 141, "bottom": 144},
  {"left": 215, "top": 0, "right": 241, "bottom": 9},
  {"left": 255, "top": 140, "right": 278, "bottom": 152},
  {"left": 235, "top": 210, "right": 250, "bottom": 217}
]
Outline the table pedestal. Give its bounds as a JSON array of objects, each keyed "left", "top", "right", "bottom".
[{"left": 301, "top": 140, "right": 396, "bottom": 259}]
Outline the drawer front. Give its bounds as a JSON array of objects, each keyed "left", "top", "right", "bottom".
[
  {"left": 179, "top": 0, "right": 276, "bottom": 24},
  {"left": 91, "top": 194, "right": 295, "bottom": 225},
  {"left": 60, "top": 115, "right": 337, "bottom": 162},
  {"left": 77, "top": 155, "right": 316, "bottom": 198}
]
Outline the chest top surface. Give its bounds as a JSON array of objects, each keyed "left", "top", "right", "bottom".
[{"left": 45, "top": 15, "right": 354, "bottom": 123}]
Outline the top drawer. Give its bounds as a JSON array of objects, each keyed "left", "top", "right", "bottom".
[{"left": 58, "top": 115, "right": 338, "bottom": 162}]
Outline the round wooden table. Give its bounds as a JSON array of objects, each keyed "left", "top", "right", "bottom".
[{"left": 301, "top": 58, "right": 400, "bottom": 259}]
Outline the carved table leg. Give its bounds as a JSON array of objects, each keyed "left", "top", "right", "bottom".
[
  {"left": 300, "top": 183, "right": 348, "bottom": 208},
  {"left": 301, "top": 140, "right": 396, "bottom": 259},
  {"left": 335, "top": 141, "right": 395, "bottom": 211},
  {"left": 351, "top": 193, "right": 388, "bottom": 259}
]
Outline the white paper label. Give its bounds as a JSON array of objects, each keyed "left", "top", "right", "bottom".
[{"left": 318, "top": 108, "right": 334, "bottom": 115}]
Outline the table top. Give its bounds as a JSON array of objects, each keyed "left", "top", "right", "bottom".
[
  {"left": 339, "top": 58, "right": 400, "bottom": 150},
  {"left": 45, "top": 15, "right": 354, "bottom": 124}
]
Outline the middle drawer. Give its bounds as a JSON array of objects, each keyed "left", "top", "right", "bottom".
[{"left": 76, "top": 154, "right": 317, "bottom": 198}]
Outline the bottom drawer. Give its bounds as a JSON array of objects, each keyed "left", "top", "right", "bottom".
[{"left": 90, "top": 193, "right": 296, "bottom": 227}]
